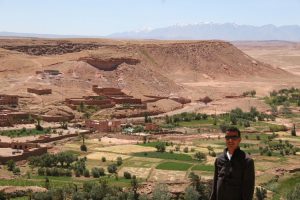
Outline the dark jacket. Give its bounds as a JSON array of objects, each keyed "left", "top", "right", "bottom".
[{"left": 210, "top": 147, "right": 255, "bottom": 200}]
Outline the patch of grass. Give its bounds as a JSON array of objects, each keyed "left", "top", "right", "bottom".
[
  {"left": 0, "top": 128, "right": 51, "bottom": 138},
  {"left": 132, "top": 152, "right": 194, "bottom": 162},
  {"left": 0, "top": 179, "right": 44, "bottom": 187},
  {"left": 263, "top": 173, "right": 300, "bottom": 200},
  {"left": 138, "top": 142, "right": 166, "bottom": 148},
  {"left": 275, "top": 173, "right": 300, "bottom": 197},
  {"left": 123, "top": 158, "right": 157, "bottom": 168},
  {"left": 191, "top": 164, "right": 214, "bottom": 172},
  {"left": 11, "top": 197, "right": 28, "bottom": 200},
  {"left": 178, "top": 119, "right": 215, "bottom": 127},
  {"left": 156, "top": 162, "right": 192, "bottom": 171}
]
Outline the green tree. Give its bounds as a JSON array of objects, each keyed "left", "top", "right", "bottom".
[
  {"left": 184, "top": 186, "right": 200, "bottom": 200},
  {"left": 155, "top": 142, "right": 166, "bottom": 152},
  {"left": 116, "top": 157, "right": 123, "bottom": 166},
  {"left": 124, "top": 171, "right": 132, "bottom": 179},
  {"left": 188, "top": 172, "right": 209, "bottom": 200},
  {"left": 6, "top": 159, "right": 16, "bottom": 171},
  {"left": 131, "top": 175, "right": 139, "bottom": 200},
  {"left": 152, "top": 184, "right": 171, "bottom": 200},
  {"left": 107, "top": 164, "right": 117, "bottom": 174},
  {"left": 194, "top": 152, "right": 207, "bottom": 161},
  {"left": 35, "top": 116, "right": 44, "bottom": 131},
  {"left": 291, "top": 124, "right": 296, "bottom": 136},
  {"left": 250, "top": 90, "right": 256, "bottom": 97}
]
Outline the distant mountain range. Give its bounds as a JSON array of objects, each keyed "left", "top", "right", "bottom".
[
  {"left": 107, "top": 23, "right": 300, "bottom": 41},
  {"left": 1, "top": 23, "right": 300, "bottom": 41}
]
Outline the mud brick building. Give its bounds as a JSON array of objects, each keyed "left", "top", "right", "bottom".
[
  {"left": 85, "top": 119, "right": 122, "bottom": 132},
  {"left": 27, "top": 88, "right": 52, "bottom": 95},
  {"left": 145, "top": 123, "right": 161, "bottom": 131},
  {"left": 31, "top": 114, "right": 74, "bottom": 122},
  {"left": 65, "top": 96, "right": 115, "bottom": 110},
  {"left": 43, "top": 69, "right": 61, "bottom": 75},
  {"left": 0, "top": 141, "right": 47, "bottom": 164},
  {"left": 0, "top": 114, "right": 12, "bottom": 126},
  {"left": 0, "top": 109, "right": 32, "bottom": 127},
  {"left": 0, "top": 94, "right": 18, "bottom": 106},
  {"left": 92, "top": 85, "right": 125, "bottom": 96},
  {"left": 92, "top": 85, "right": 143, "bottom": 105}
]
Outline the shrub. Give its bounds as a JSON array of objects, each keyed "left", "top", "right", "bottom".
[
  {"left": 183, "top": 147, "right": 189, "bottom": 153},
  {"left": 107, "top": 164, "right": 117, "bottom": 174},
  {"left": 155, "top": 142, "right": 166, "bottom": 152},
  {"left": 267, "top": 150, "right": 272, "bottom": 156},
  {"left": 38, "top": 168, "right": 45, "bottom": 176},
  {"left": 6, "top": 160, "right": 16, "bottom": 171},
  {"left": 74, "top": 170, "right": 81, "bottom": 177},
  {"left": 13, "top": 167, "right": 20, "bottom": 175},
  {"left": 91, "top": 168, "right": 100, "bottom": 178},
  {"left": 80, "top": 144, "right": 87, "bottom": 152},
  {"left": 98, "top": 168, "right": 105, "bottom": 176},
  {"left": 194, "top": 152, "right": 207, "bottom": 161},
  {"left": 269, "top": 124, "right": 288, "bottom": 132},
  {"left": 210, "top": 151, "right": 216, "bottom": 157},
  {"left": 83, "top": 169, "right": 90, "bottom": 177},
  {"left": 116, "top": 157, "right": 123, "bottom": 166},
  {"left": 65, "top": 169, "right": 72, "bottom": 177},
  {"left": 124, "top": 171, "right": 132, "bottom": 179},
  {"left": 101, "top": 156, "right": 106, "bottom": 162}
]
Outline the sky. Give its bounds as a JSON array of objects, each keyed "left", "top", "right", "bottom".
[{"left": 0, "top": 0, "right": 299, "bottom": 36}]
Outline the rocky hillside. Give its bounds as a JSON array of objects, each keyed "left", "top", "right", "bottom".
[
  {"left": 135, "top": 41, "right": 290, "bottom": 82},
  {"left": 0, "top": 39, "right": 292, "bottom": 103}
]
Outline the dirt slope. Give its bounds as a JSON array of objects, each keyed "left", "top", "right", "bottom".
[{"left": 0, "top": 39, "right": 294, "bottom": 111}]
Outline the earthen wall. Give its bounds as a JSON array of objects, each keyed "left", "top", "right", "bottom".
[{"left": 27, "top": 88, "right": 52, "bottom": 95}]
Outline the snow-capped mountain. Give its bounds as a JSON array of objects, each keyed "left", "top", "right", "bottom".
[{"left": 107, "top": 23, "right": 300, "bottom": 41}]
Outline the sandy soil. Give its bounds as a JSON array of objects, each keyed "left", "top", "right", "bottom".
[
  {"left": 94, "top": 144, "right": 156, "bottom": 154},
  {"left": 86, "top": 152, "right": 130, "bottom": 161}
]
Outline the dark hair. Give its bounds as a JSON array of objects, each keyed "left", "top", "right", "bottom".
[{"left": 226, "top": 126, "right": 241, "bottom": 137}]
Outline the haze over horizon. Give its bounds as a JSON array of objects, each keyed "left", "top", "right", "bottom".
[{"left": 0, "top": 0, "right": 300, "bottom": 36}]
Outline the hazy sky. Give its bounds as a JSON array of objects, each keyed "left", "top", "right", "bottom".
[{"left": 0, "top": 0, "right": 299, "bottom": 35}]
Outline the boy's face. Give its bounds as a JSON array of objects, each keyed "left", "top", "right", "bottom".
[{"left": 225, "top": 131, "right": 241, "bottom": 152}]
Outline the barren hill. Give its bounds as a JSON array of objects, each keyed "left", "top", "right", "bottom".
[{"left": 0, "top": 38, "right": 294, "bottom": 112}]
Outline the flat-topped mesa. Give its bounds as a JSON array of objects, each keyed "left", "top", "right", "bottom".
[
  {"left": 79, "top": 57, "right": 140, "bottom": 71},
  {"left": 0, "top": 42, "right": 102, "bottom": 56},
  {"left": 137, "top": 40, "right": 290, "bottom": 80}
]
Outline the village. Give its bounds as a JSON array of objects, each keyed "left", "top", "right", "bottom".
[{"left": 0, "top": 37, "right": 299, "bottom": 200}]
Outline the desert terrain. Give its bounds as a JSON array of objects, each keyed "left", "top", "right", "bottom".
[{"left": 0, "top": 38, "right": 300, "bottom": 118}]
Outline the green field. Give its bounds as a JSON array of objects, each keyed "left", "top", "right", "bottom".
[
  {"left": 156, "top": 162, "right": 192, "bottom": 171},
  {"left": 132, "top": 152, "right": 194, "bottom": 161},
  {"left": 191, "top": 164, "right": 215, "bottom": 172}
]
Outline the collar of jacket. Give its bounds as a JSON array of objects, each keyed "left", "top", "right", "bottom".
[{"left": 223, "top": 147, "right": 241, "bottom": 161}]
